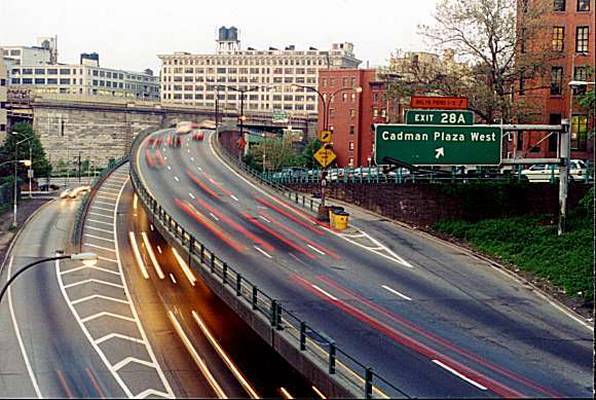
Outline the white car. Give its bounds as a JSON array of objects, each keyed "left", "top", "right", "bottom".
[{"left": 520, "top": 160, "right": 588, "bottom": 182}]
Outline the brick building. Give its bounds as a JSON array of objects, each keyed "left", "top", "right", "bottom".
[
  {"left": 317, "top": 69, "right": 388, "bottom": 167},
  {"left": 515, "top": 0, "right": 594, "bottom": 160}
]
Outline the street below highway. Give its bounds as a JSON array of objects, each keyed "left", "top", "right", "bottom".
[{"left": 133, "top": 128, "right": 593, "bottom": 398}]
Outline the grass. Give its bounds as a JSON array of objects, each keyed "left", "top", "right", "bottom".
[{"left": 433, "top": 211, "right": 593, "bottom": 302}]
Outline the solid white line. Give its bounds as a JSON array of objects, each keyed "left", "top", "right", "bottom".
[
  {"left": 167, "top": 311, "right": 227, "bottom": 399},
  {"left": 88, "top": 211, "right": 113, "bottom": 219},
  {"left": 63, "top": 278, "right": 124, "bottom": 290},
  {"left": 81, "top": 311, "right": 135, "bottom": 323},
  {"left": 432, "top": 359, "right": 487, "bottom": 391},
  {"left": 209, "top": 212, "right": 219, "bottom": 221},
  {"left": 258, "top": 215, "right": 271, "bottom": 223},
  {"left": 86, "top": 225, "right": 113, "bottom": 234},
  {"left": 84, "top": 242, "right": 116, "bottom": 253},
  {"left": 97, "top": 195, "right": 118, "bottom": 201},
  {"left": 133, "top": 193, "right": 138, "bottom": 210},
  {"left": 98, "top": 255, "right": 118, "bottom": 263},
  {"left": 7, "top": 256, "right": 43, "bottom": 398},
  {"left": 71, "top": 294, "right": 129, "bottom": 306},
  {"left": 87, "top": 219, "right": 114, "bottom": 226},
  {"left": 311, "top": 284, "right": 338, "bottom": 301},
  {"left": 94, "top": 200, "right": 116, "bottom": 207},
  {"left": 230, "top": 194, "right": 239, "bottom": 202},
  {"left": 174, "top": 176, "right": 180, "bottom": 182},
  {"left": 169, "top": 273, "right": 177, "bottom": 284},
  {"left": 136, "top": 388, "right": 172, "bottom": 399},
  {"left": 141, "top": 232, "right": 165, "bottom": 280},
  {"left": 280, "top": 387, "right": 294, "bottom": 399},
  {"left": 85, "top": 233, "right": 115, "bottom": 243},
  {"left": 95, "top": 332, "right": 144, "bottom": 345},
  {"left": 189, "top": 192, "right": 196, "bottom": 199},
  {"left": 129, "top": 231, "right": 150, "bottom": 280},
  {"left": 91, "top": 205, "right": 115, "bottom": 213},
  {"left": 307, "top": 244, "right": 325, "bottom": 256},
  {"left": 60, "top": 264, "right": 120, "bottom": 276},
  {"left": 113, "top": 357, "right": 155, "bottom": 372},
  {"left": 381, "top": 285, "right": 412, "bottom": 301},
  {"left": 254, "top": 246, "right": 272, "bottom": 259},
  {"left": 311, "top": 386, "right": 326, "bottom": 399}
]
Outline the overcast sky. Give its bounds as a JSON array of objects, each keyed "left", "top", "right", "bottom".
[{"left": 1, "top": 0, "right": 438, "bottom": 73}]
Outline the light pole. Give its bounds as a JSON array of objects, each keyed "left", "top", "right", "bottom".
[
  {"left": 12, "top": 136, "right": 32, "bottom": 228},
  {"left": 291, "top": 84, "right": 362, "bottom": 212},
  {"left": 261, "top": 132, "right": 267, "bottom": 174},
  {"left": 0, "top": 253, "right": 97, "bottom": 304},
  {"left": 12, "top": 132, "right": 33, "bottom": 199}
]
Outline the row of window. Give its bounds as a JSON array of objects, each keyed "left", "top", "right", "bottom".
[
  {"left": 553, "top": 0, "right": 590, "bottom": 12},
  {"left": 321, "top": 77, "right": 358, "bottom": 88},
  {"left": 164, "top": 75, "right": 316, "bottom": 84},
  {"left": 12, "top": 78, "right": 74, "bottom": 85},
  {"left": 549, "top": 65, "right": 590, "bottom": 95},
  {"left": 552, "top": 26, "right": 591, "bottom": 52},
  {"left": 163, "top": 95, "right": 317, "bottom": 111},
  {"left": 161, "top": 84, "right": 314, "bottom": 93},
  {"left": 163, "top": 57, "right": 327, "bottom": 67},
  {"left": 161, "top": 92, "right": 316, "bottom": 102},
  {"left": 10, "top": 68, "right": 155, "bottom": 82},
  {"left": 164, "top": 67, "right": 319, "bottom": 75}
]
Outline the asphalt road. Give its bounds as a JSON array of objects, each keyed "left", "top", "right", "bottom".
[{"left": 134, "top": 128, "right": 593, "bottom": 399}]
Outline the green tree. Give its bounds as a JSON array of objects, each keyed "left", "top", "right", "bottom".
[
  {"left": 0, "top": 123, "right": 52, "bottom": 180},
  {"left": 298, "top": 139, "right": 321, "bottom": 169},
  {"left": 249, "top": 136, "right": 297, "bottom": 172}
]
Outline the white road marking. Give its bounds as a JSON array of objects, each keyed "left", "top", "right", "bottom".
[
  {"left": 133, "top": 193, "right": 138, "bottom": 210},
  {"left": 60, "top": 264, "right": 120, "bottom": 276},
  {"left": 169, "top": 273, "right": 177, "bottom": 284},
  {"left": 190, "top": 157, "right": 195, "bottom": 162},
  {"left": 311, "top": 284, "right": 338, "bottom": 301},
  {"left": 189, "top": 192, "right": 196, "bottom": 199},
  {"left": 254, "top": 246, "right": 272, "bottom": 259},
  {"left": 432, "top": 359, "right": 487, "bottom": 391},
  {"left": 71, "top": 294, "right": 128, "bottom": 306},
  {"left": 156, "top": 245, "right": 163, "bottom": 254},
  {"left": 81, "top": 311, "right": 135, "bottom": 323},
  {"left": 88, "top": 212, "right": 113, "bottom": 219},
  {"left": 86, "top": 225, "right": 114, "bottom": 234},
  {"left": 84, "top": 242, "right": 116, "bottom": 253},
  {"left": 167, "top": 166, "right": 172, "bottom": 170},
  {"left": 6, "top": 256, "right": 43, "bottom": 398},
  {"left": 129, "top": 231, "right": 150, "bottom": 280},
  {"left": 209, "top": 212, "right": 219, "bottom": 221},
  {"left": 95, "top": 200, "right": 116, "bottom": 207},
  {"left": 141, "top": 232, "right": 165, "bottom": 280},
  {"left": 63, "top": 278, "right": 124, "bottom": 290},
  {"left": 307, "top": 244, "right": 325, "bottom": 256},
  {"left": 84, "top": 233, "right": 115, "bottom": 243},
  {"left": 98, "top": 255, "right": 118, "bottom": 263},
  {"left": 87, "top": 219, "right": 114, "bottom": 226},
  {"left": 174, "top": 176, "right": 180, "bottom": 182},
  {"left": 197, "top": 166, "right": 202, "bottom": 171},
  {"left": 230, "top": 194, "right": 239, "bottom": 202},
  {"left": 381, "top": 285, "right": 412, "bottom": 301},
  {"left": 258, "top": 215, "right": 271, "bottom": 223},
  {"left": 95, "top": 332, "right": 144, "bottom": 345},
  {"left": 312, "top": 386, "right": 327, "bottom": 399},
  {"left": 150, "top": 224, "right": 154, "bottom": 231},
  {"left": 113, "top": 356, "right": 155, "bottom": 371},
  {"left": 172, "top": 247, "right": 196, "bottom": 286}
]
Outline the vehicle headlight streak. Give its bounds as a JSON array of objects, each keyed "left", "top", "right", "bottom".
[{"left": 171, "top": 247, "right": 197, "bottom": 286}]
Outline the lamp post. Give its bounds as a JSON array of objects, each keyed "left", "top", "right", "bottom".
[
  {"left": 261, "top": 132, "right": 267, "bottom": 174},
  {"left": 12, "top": 135, "right": 32, "bottom": 228},
  {"left": 291, "top": 84, "right": 362, "bottom": 212},
  {"left": 0, "top": 253, "right": 97, "bottom": 304},
  {"left": 12, "top": 132, "right": 33, "bottom": 199}
]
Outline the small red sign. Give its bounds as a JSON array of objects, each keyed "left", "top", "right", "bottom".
[{"left": 410, "top": 96, "right": 469, "bottom": 110}]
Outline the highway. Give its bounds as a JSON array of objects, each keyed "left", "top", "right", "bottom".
[{"left": 134, "top": 128, "right": 593, "bottom": 398}]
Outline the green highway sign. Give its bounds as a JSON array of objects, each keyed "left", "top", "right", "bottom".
[
  {"left": 375, "top": 124, "right": 502, "bottom": 166},
  {"left": 406, "top": 110, "right": 473, "bottom": 125}
]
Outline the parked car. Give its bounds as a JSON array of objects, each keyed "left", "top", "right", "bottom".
[
  {"left": 39, "top": 183, "right": 60, "bottom": 191},
  {"left": 520, "top": 160, "right": 588, "bottom": 182}
]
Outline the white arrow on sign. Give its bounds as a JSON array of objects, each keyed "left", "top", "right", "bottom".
[{"left": 435, "top": 147, "right": 445, "bottom": 159}]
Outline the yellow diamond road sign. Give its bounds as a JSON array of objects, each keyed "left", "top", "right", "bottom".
[
  {"left": 319, "top": 129, "right": 333, "bottom": 143},
  {"left": 314, "top": 147, "right": 336, "bottom": 168}
]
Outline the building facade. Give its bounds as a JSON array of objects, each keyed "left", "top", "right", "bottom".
[
  {"left": 0, "top": 48, "right": 7, "bottom": 141},
  {"left": 317, "top": 69, "right": 388, "bottom": 167},
  {"left": 159, "top": 28, "right": 361, "bottom": 115},
  {"left": 515, "top": 0, "right": 594, "bottom": 160}
]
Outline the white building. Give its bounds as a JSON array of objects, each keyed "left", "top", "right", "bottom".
[
  {"left": 158, "top": 26, "right": 361, "bottom": 115},
  {"left": 0, "top": 47, "right": 7, "bottom": 141},
  {"left": 2, "top": 36, "right": 57, "bottom": 66}
]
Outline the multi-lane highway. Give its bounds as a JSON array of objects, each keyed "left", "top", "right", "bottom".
[{"left": 134, "top": 128, "right": 593, "bottom": 398}]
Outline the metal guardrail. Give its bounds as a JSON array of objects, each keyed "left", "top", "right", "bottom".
[
  {"left": 128, "top": 127, "right": 411, "bottom": 399},
  {"left": 71, "top": 156, "right": 129, "bottom": 250}
]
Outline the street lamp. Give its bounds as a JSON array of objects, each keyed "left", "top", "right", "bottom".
[
  {"left": 12, "top": 132, "right": 33, "bottom": 200},
  {"left": 0, "top": 253, "right": 97, "bottom": 304},
  {"left": 12, "top": 135, "right": 32, "bottom": 228},
  {"left": 261, "top": 132, "right": 267, "bottom": 174}
]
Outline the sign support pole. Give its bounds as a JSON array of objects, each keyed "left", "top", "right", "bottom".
[{"left": 558, "top": 120, "right": 570, "bottom": 236}]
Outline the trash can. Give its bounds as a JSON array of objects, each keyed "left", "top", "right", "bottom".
[
  {"left": 328, "top": 206, "right": 344, "bottom": 227},
  {"left": 334, "top": 211, "right": 349, "bottom": 230}
]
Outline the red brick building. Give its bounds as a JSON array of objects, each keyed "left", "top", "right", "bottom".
[
  {"left": 317, "top": 69, "right": 387, "bottom": 167},
  {"left": 515, "top": 0, "right": 594, "bottom": 160}
]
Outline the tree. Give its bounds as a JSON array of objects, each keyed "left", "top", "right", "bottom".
[
  {"left": 298, "top": 139, "right": 321, "bottom": 169},
  {"left": 249, "top": 136, "right": 298, "bottom": 172},
  {"left": 0, "top": 123, "right": 52, "bottom": 180},
  {"left": 406, "top": 0, "right": 553, "bottom": 123}
]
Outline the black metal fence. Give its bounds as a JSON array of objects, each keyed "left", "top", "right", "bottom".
[{"left": 128, "top": 127, "right": 411, "bottom": 399}]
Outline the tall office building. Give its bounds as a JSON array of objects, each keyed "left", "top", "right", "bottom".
[{"left": 158, "top": 27, "right": 361, "bottom": 114}]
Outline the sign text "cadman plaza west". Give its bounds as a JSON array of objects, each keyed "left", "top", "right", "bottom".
[{"left": 380, "top": 130, "right": 498, "bottom": 143}]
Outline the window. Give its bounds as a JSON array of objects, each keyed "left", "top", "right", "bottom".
[
  {"left": 48, "top": 78, "right": 58, "bottom": 84},
  {"left": 60, "top": 69, "right": 71, "bottom": 75},
  {"left": 22, "top": 68, "right": 33, "bottom": 75},
  {"left": 0, "top": 79, "right": 5, "bottom": 86},
  {"left": 552, "top": 27, "right": 565, "bottom": 51},
  {"left": 342, "top": 93, "right": 348, "bottom": 102},
  {"left": 34, "top": 78, "right": 45, "bottom": 84},
  {"left": 553, "top": 0, "right": 565, "bottom": 11},
  {"left": 571, "top": 115, "right": 588, "bottom": 150},
  {"left": 548, "top": 114, "right": 561, "bottom": 151},
  {"left": 350, "top": 109, "right": 356, "bottom": 118},
  {"left": 22, "top": 78, "right": 32, "bottom": 84},
  {"left": 577, "top": 0, "right": 590, "bottom": 11},
  {"left": 519, "top": 75, "right": 526, "bottom": 95},
  {"left": 576, "top": 26, "right": 589, "bottom": 52},
  {"left": 321, "top": 78, "right": 327, "bottom": 87},
  {"left": 349, "top": 125, "right": 355, "bottom": 135},
  {"left": 521, "top": 28, "right": 528, "bottom": 53},
  {"left": 349, "top": 142, "right": 354, "bottom": 151},
  {"left": 550, "top": 66, "right": 563, "bottom": 95},
  {"left": 34, "top": 68, "right": 45, "bottom": 75},
  {"left": 573, "top": 66, "right": 589, "bottom": 94}
]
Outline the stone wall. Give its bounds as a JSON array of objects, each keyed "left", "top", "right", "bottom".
[{"left": 286, "top": 181, "right": 590, "bottom": 227}]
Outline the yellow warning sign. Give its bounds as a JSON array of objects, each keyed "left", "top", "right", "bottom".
[
  {"left": 314, "top": 146, "right": 336, "bottom": 168},
  {"left": 319, "top": 130, "right": 333, "bottom": 143}
]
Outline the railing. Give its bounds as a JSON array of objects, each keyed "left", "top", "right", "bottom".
[
  {"left": 71, "top": 156, "right": 129, "bottom": 250},
  {"left": 128, "top": 127, "right": 411, "bottom": 399}
]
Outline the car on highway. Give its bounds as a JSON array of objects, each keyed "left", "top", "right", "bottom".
[
  {"left": 39, "top": 183, "right": 61, "bottom": 191},
  {"left": 192, "top": 130, "right": 205, "bottom": 141},
  {"left": 520, "top": 160, "right": 588, "bottom": 182},
  {"left": 167, "top": 134, "right": 182, "bottom": 148}
]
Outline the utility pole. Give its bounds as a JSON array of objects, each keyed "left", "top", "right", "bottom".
[
  {"left": 558, "top": 119, "right": 570, "bottom": 236},
  {"left": 78, "top": 152, "right": 81, "bottom": 183},
  {"left": 28, "top": 143, "right": 33, "bottom": 199}
]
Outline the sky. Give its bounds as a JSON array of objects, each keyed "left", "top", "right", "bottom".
[{"left": 0, "top": 0, "right": 438, "bottom": 73}]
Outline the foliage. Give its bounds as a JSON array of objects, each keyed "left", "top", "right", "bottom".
[
  {"left": 387, "top": 0, "right": 554, "bottom": 123},
  {"left": 0, "top": 123, "right": 52, "bottom": 180},
  {"left": 579, "top": 187, "right": 594, "bottom": 215},
  {"left": 298, "top": 139, "right": 321, "bottom": 169},
  {"left": 249, "top": 136, "right": 298, "bottom": 172},
  {"left": 434, "top": 213, "right": 593, "bottom": 301}
]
